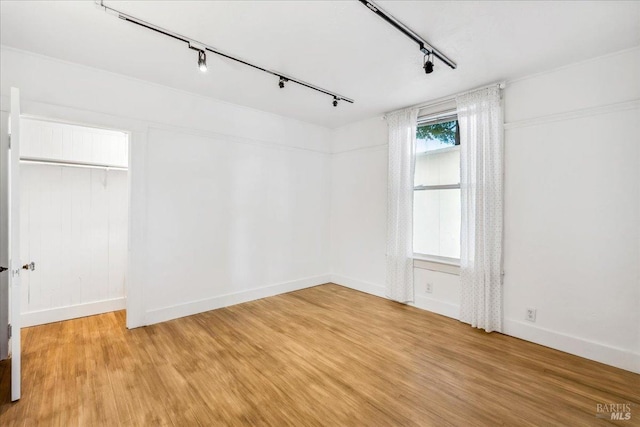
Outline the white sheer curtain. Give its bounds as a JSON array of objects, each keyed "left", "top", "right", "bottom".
[
  {"left": 385, "top": 108, "right": 419, "bottom": 303},
  {"left": 456, "top": 86, "right": 504, "bottom": 332}
]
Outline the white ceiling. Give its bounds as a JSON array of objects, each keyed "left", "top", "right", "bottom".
[{"left": 1, "top": 1, "right": 639, "bottom": 128}]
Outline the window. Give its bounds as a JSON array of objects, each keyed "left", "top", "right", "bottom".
[{"left": 413, "top": 111, "right": 461, "bottom": 262}]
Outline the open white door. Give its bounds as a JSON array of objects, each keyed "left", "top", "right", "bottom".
[{"left": 8, "top": 87, "right": 21, "bottom": 401}]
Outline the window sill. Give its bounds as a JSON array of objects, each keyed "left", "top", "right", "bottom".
[{"left": 413, "top": 254, "right": 460, "bottom": 275}]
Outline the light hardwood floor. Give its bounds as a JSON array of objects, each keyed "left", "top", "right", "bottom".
[{"left": 1, "top": 284, "right": 638, "bottom": 426}]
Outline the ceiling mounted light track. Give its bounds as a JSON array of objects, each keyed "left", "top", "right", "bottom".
[
  {"left": 359, "top": 0, "right": 457, "bottom": 71},
  {"left": 95, "top": 1, "right": 354, "bottom": 105}
]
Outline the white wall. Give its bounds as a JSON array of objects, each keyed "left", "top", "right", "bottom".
[
  {"left": 330, "top": 47, "right": 640, "bottom": 373},
  {"left": 330, "top": 117, "right": 388, "bottom": 290},
  {"left": 1, "top": 46, "right": 332, "bottom": 327},
  {"left": 143, "top": 127, "right": 330, "bottom": 323},
  {"left": 2, "top": 44, "right": 638, "bottom": 373},
  {"left": 501, "top": 48, "right": 640, "bottom": 373}
]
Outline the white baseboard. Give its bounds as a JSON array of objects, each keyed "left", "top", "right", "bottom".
[
  {"left": 144, "top": 274, "right": 332, "bottom": 326},
  {"left": 330, "top": 274, "right": 639, "bottom": 374},
  {"left": 330, "top": 274, "right": 460, "bottom": 320},
  {"left": 21, "top": 297, "right": 126, "bottom": 327},
  {"left": 329, "top": 274, "right": 386, "bottom": 298},
  {"left": 412, "top": 295, "right": 459, "bottom": 320},
  {"left": 503, "top": 319, "right": 640, "bottom": 374}
]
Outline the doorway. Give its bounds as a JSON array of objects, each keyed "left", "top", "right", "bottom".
[{"left": 18, "top": 117, "right": 129, "bottom": 326}]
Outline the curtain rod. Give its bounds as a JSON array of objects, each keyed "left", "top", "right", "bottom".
[
  {"left": 384, "top": 81, "right": 506, "bottom": 118},
  {"left": 95, "top": 1, "right": 354, "bottom": 105}
]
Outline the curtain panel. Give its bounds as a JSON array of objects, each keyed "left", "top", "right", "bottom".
[
  {"left": 385, "top": 108, "right": 419, "bottom": 303},
  {"left": 456, "top": 86, "right": 504, "bottom": 332}
]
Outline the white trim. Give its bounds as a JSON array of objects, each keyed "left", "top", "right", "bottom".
[
  {"left": 21, "top": 114, "right": 128, "bottom": 135},
  {"left": 144, "top": 274, "right": 331, "bottom": 325},
  {"left": 126, "top": 126, "right": 148, "bottom": 329},
  {"left": 413, "top": 254, "right": 459, "bottom": 265},
  {"left": 0, "top": 97, "right": 147, "bottom": 133},
  {"left": 413, "top": 258, "right": 460, "bottom": 275},
  {"left": 503, "top": 318, "right": 640, "bottom": 374},
  {"left": 412, "top": 294, "right": 459, "bottom": 319},
  {"left": 147, "top": 123, "right": 330, "bottom": 156},
  {"left": 331, "top": 274, "right": 459, "bottom": 319},
  {"left": 331, "top": 143, "right": 388, "bottom": 156},
  {"left": 504, "top": 99, "right": 640, "bottom": 130},
  {"left": 329, "top": 275, "right": 386, "bottom": 298},
  {"left": 21, "top": 297, "right": 126, "bottom": 327},
  {"left": 505, "top": 45, "right": 640, "bottom": 86},
  {"left": 10, "top": 102, "right": 145, "bottom": 329},
  {"left": 0, "top": 95, "right": 331, "bottom": 157}
]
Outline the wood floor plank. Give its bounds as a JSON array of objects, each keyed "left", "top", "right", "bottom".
[{"left": 0, "top": 284, "right": 638, "bottom": 426}]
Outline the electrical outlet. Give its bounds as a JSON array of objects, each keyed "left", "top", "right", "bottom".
[
  {"left": 425, "top": 283, "right": 433, "bottom": 293},
  {"left": 526, "top": 308, "right": 537, "bottom": 322}
]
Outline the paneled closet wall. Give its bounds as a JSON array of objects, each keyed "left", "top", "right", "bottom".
[{"left": 19, "top": 118, "right": 128, "bottom": 326}]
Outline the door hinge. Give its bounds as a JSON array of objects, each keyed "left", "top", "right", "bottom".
[
  {"left": 8, "top": 134, "right": 11, "bottom": 149},
  {"left": 8, "top": 324, "right": 11, "bottom": 339}
]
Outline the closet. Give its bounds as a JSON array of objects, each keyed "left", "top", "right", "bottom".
[{"left": 19, "top": 118, "right": 128, "bottom": 326}]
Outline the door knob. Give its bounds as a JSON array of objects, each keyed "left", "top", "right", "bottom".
[
  {"left": 0, "top": 266, "right": 7, "bottom": 273},
  {"left": 22, "top": 262, "right": 35, "bottom": 271}
]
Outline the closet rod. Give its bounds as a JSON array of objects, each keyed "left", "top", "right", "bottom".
[{"left": 20, "top": 158, "right": 128, "bottom": 171}]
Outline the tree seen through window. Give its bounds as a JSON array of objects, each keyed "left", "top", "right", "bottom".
[{"left": 416, "top": 119, "right": 459, "bottom": 153}]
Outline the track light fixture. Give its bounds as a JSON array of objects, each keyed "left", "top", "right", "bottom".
[
  {"left": 96, "top": 1, "right": 353, "bottom": 106},
  {"left": 198, "top": 50, "right": 207, "bottom": 72},
  {"left": 333, "top": 97, "right": 338, "bottom": 107},
  {"left": 359, "top": 0, "right": 456, "bottom": 73},
  {"left": 423, "top": 52, "right": 434, "bottom": 74}
]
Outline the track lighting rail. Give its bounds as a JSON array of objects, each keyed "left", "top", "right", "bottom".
[
  {"left": 96, "top": 1, "right": 354, "bottom": 105},
  {"left": 358, "top": 0, "right": 457, "bottom": 70}
]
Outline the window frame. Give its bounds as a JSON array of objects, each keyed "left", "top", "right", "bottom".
[{"left": 413, "top": 111, "right": 461, "bottom": 268}]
